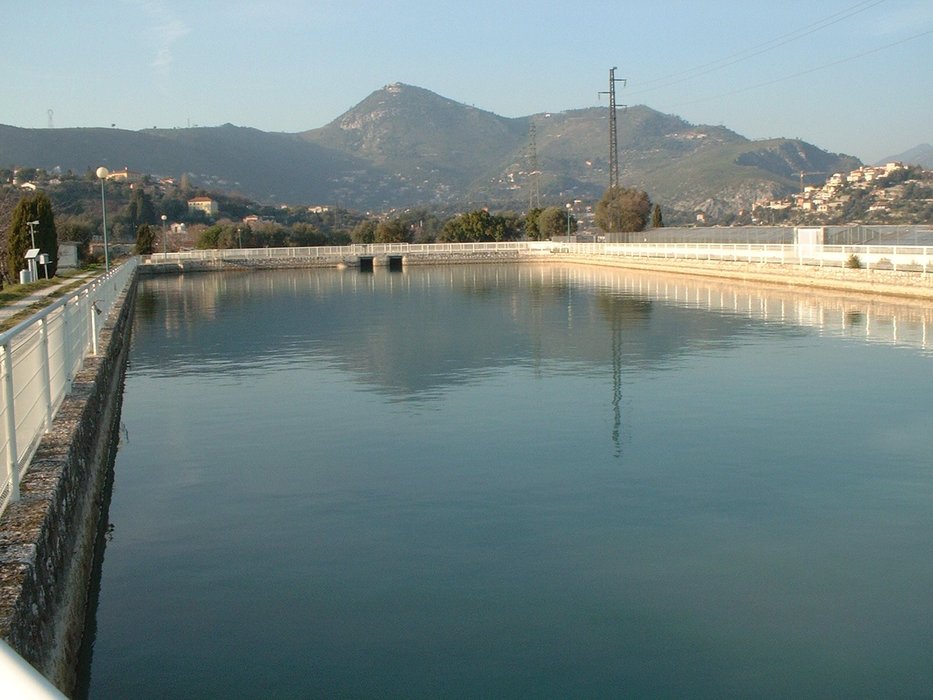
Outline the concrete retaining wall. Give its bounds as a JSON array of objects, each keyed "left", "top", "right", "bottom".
[
  {"left": 550, "top": 254, "right": 933, "bottom": 300},
  {"left": 140, "top": 249, "right": 933, "bottom": 300},
  {"left": 138, "top": 250, "right": 537, "bottom": 274},
  {"left": 0, "top": 271, "right": 137, "bottom": 694}
]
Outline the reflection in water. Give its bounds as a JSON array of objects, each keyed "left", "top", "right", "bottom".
[
  {"left": 131, "top": 264, "right": 931, "bottom": 467},
  {"left": 86, "top": 264, "right": 933, "bottom": 698},
  {"left": 133, "top": 265, "right": 931, "bottom": 386}
]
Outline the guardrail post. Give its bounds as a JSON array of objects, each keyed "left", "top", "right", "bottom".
[
  {"left": 90, "top": 295, "right": 99, "bottom": 357},
  {"left": 62, "top": 297, "right": 71, "bottom": 384},
  {"left": 39, "top": 318, "right": 53, "bottom": 430},
  {"left": 2, "top": 343, "right": 19, "bottom": 502}
]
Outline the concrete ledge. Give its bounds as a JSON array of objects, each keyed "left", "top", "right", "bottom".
[
  {"left": 550, "top": 254, "right": 933, "bottom": 301},
  {"left": 138, "top": 250, "right": 535, "bottom": 273},
  {"left": 0, "top": 272, "right": 137, "bottom": 693},
  {"left": 140, "top": 250, "right": 933, "bottom": 300},
  {"left": 138, "top": 256, "right": 352, "bottom": 274}
]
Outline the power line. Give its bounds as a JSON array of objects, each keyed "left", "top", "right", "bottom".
[
  {"left": 664, "top": 28, "right": 932, "bottom": 110},
  {"left": 627, "top": 0, "right": 888, "bottom": 98}
]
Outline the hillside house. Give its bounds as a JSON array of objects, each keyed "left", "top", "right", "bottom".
[
  {"left": 188, "top": 196, "right": 218, "bottom": 217},
  {"left": 106, "top": 167, "right": 144, "bottom": 184}
]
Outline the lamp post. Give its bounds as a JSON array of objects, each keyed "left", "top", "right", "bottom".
[
  {"left": 566, "top": 203, "right": 572, "bottom": 240},
  {"left": 96, "top": 167, "right": 111, "bottom": 271},
  {"left": 161, "top": 214, "right": 168, "bottom": 258}
]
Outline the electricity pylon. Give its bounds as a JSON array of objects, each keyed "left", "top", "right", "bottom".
[{"left": 598, "top": 67, "right": 626, "bottom": 189}]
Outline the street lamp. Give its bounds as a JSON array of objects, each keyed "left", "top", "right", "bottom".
[
  {"left": 566, "top": 203, "right": 572, "bottom": 239},
  {"left": 96, "top": 167, "right": 110, "bottom": 271},
  {"left": 161, "top": 214, "right": 168, "bottom": 258}
]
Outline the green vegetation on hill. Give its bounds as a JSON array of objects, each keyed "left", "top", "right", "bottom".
[{"left": 1, "top": 83, "right": 865, "bottom": 223}]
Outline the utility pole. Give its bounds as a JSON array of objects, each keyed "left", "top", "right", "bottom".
[
  {"left": 27, "top": 220, "right": 39, "bottom": 249},
  {"left": 598, "top": 66, "right": 626, "bottom": 190}
]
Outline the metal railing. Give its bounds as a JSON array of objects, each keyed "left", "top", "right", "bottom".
[
  {"left": 145, "top": 240, "right": 933, "bottom": 272},
  {"left": 549, "top": 241, "right": 933, "bottom": 272},
  {"left": 0, "top": 260, "right": 137, "bottom": 515},
  {"left": 0, "top": 639, "right": 66, "bottom": 698},
  {"left": 147, "top": 241, "right": 534, "bottom": 262}
]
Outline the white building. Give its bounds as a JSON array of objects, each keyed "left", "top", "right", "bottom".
[{"left": 188, "top": 196, "right": 218, "bottom": 217}]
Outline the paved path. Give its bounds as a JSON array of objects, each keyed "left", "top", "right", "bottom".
[{"left": 0, "top": 272, "right": 99, "bottom": 324}]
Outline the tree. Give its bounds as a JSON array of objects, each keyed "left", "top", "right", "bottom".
[
  {"left": 523, "top": 208, "right": 544, "bottom": 240},
  {"left": 537, "top": 206, "right": 577, "bottom": 239},
  {"left": 134, "top": 224, "right": 156, "bottom": 254},
  {"left": 351, "top": 219, "right": 377, "bottom": 243},
  {"left": 5, "top": 192, "right": 58, "bottom": 281},
  {"left": 288, "top": 223, "right": 325, "bottom": 247},
  {"left": 124, "top": 188, "right": 156, "bottom": 233},
  {"left": 196, "top": 224, "right": 222, "bottom": 249},
  {"left": 651, "top": 204, "right": 663, "bottom": 228},
  {"left": 393, "top": 208, "right": 443, "bottom": 243},
  {"left": 595, "top": 187, "right": 652, "bottom": 235},
  {"left": 375, "top": 218, "right": 413, "bottom": 243},
  {"left": 56, "top": 215, "right": 96, "bottom": 255},
  {"left": 439, "top": 210, "right": 520, "bottom": 242}
]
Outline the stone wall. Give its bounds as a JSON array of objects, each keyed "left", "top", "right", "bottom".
[{"left": 0, "top": 271, "right": 138, "bottom": 694}]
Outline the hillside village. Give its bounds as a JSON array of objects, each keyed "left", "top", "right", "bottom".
[
  {"left": 2, "top": 156, "right": 931, "bottom": 259},
  {"left": 756, "top": 162, "right": 933, "bottom": 225}
]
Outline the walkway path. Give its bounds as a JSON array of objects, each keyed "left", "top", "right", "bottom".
[{"left": 0, "top": 271, "right": 98, "bottom": 325}]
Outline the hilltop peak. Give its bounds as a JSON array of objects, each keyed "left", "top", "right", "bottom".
[
  {"left": 0, "top": 83, "right": 863, "bottom": 219},
  {"left": 876, "top": 143, "right": 933, "bottom": 168}
]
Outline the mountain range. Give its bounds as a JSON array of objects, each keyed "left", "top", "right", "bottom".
[
  {"left": 0, "top": 83, "right": 878, "bottom": 217},
  {"left": 877, "top": 143, "right": 933, "bottom": 169}
]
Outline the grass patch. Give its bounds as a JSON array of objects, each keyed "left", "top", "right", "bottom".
[{"left": 0, "top": 266, "right": 103, "bottom": 332}]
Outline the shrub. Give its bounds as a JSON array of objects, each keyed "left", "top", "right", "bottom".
[{"left": 845, "top": 254, "right": 862, "bottom": 269}]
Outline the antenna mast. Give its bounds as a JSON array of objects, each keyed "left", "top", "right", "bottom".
[{"left": 598, "top": 67, "right": 626, "bottom": 189}]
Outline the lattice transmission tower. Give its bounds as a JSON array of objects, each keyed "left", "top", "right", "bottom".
[
  {"left": 598, "top": 67, "right": 626, "bottom": 189},
  {"left": 526, "top": 122, "right": 541, "bottom": 210}
]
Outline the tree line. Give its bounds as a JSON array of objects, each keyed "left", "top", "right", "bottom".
[
  {"left": 2, "top": 168, "right": 659, "bottom": 284},
  {"left": 190, "top": 188, "right": 659, "bottom": 250}
]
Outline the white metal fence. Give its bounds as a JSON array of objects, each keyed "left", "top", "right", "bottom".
[
  {"left": 148, "top": 241, "right": 534, "bottom": 262},
  {"left": 148, "top": 241, "right": 933, "bottom": 272},
  {"left": 555, "top": 241, "right": 933, "bottom": 272},
  {"left": 0, "top": 260, "right": 137, "bottom": 515}
]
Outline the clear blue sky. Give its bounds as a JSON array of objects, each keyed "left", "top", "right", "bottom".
[{"left": 3, "top": 0, "right": 930, "bottom": 163}]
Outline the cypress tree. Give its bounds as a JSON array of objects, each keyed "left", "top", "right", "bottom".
[
  {"left": 5, "top": 192, "right": 58, "bottom": 281},
  {"left": 134, "top": 223, "right": 156, "bottom": 254},
  {"left": 652, "top": 204, "right": 664, "bottom": 228}
]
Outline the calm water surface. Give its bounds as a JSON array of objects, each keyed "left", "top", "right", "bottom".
[{"left": 82, "top": 265, "right": 933, "bottom": 698}]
